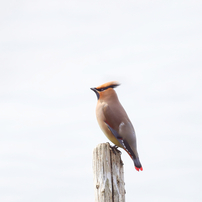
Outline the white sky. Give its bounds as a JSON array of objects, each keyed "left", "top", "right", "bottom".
[{"left": 0, "top": 0, "right": 202, "bottom": 201}]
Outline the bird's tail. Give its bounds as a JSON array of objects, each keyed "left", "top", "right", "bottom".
[{"left": 133, "top": 158, "right": 143, "bottom": 171}]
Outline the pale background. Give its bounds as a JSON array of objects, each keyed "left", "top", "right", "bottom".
[{"left": 0, "top": 0, "right": 202, "bottom": 201}]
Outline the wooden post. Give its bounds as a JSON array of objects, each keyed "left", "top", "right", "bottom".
[{"left": 93, "top": 143, "right": 125, "bottom": 202}]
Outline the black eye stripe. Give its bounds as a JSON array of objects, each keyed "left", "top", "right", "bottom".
[
  {"left": 96, "top": 84, "right": 120, "bottom": 92},
  {"left": 96, "top": 87, "right": 104, "bottom": 92},
  {"left": 96, "top": 87, "right": 108, "bottom": 92}
]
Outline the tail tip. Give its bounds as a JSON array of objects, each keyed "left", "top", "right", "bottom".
[{"left": 135, "top": 166, "right": 143, "bottom": 171}]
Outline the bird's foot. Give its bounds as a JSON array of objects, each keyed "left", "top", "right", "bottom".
[{"left": 109, "top": 144, "right": 121, "bottom": 155}]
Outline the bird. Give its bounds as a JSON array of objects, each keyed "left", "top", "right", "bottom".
[{"left": 90, "top": 81, "right": 143, "bottom": 171}]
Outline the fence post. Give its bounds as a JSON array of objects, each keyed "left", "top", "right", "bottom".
[{"left": 93, "top": 143, "right": 125, "bottom": 202}]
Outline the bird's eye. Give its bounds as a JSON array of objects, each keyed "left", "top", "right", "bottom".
[{"left": 100, "top": 88, "right": 104, "bottom": 91}]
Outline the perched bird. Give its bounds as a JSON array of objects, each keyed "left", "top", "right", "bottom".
[{"left": 91, "top": 81, "right": 143, "bottom": 171}]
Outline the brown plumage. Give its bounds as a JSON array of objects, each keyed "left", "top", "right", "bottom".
[{"left": 91, "top": 81, "right": 143, "bottom": 171}]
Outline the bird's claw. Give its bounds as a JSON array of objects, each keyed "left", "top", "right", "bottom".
[{"left": 108, "top": 143, "right": 121, "bottom": 155}]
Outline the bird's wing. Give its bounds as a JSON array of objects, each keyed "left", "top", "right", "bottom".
[
  {"left": 102, "top": 103, "right": 123, "bottom": 131},
  {"left": 103, "top": 104, "right": 143, "bottom": 170},
  {"left": 102, "top": 104, "right": 138, "bottom": 159}
]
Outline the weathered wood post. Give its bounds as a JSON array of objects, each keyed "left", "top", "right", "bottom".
[{"left": 93, "top": 143, "right": 125, "bottom": 202}]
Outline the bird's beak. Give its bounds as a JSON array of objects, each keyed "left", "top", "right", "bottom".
[{"left": 90, "top": 88, "right": 100, "bottom": 100}]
